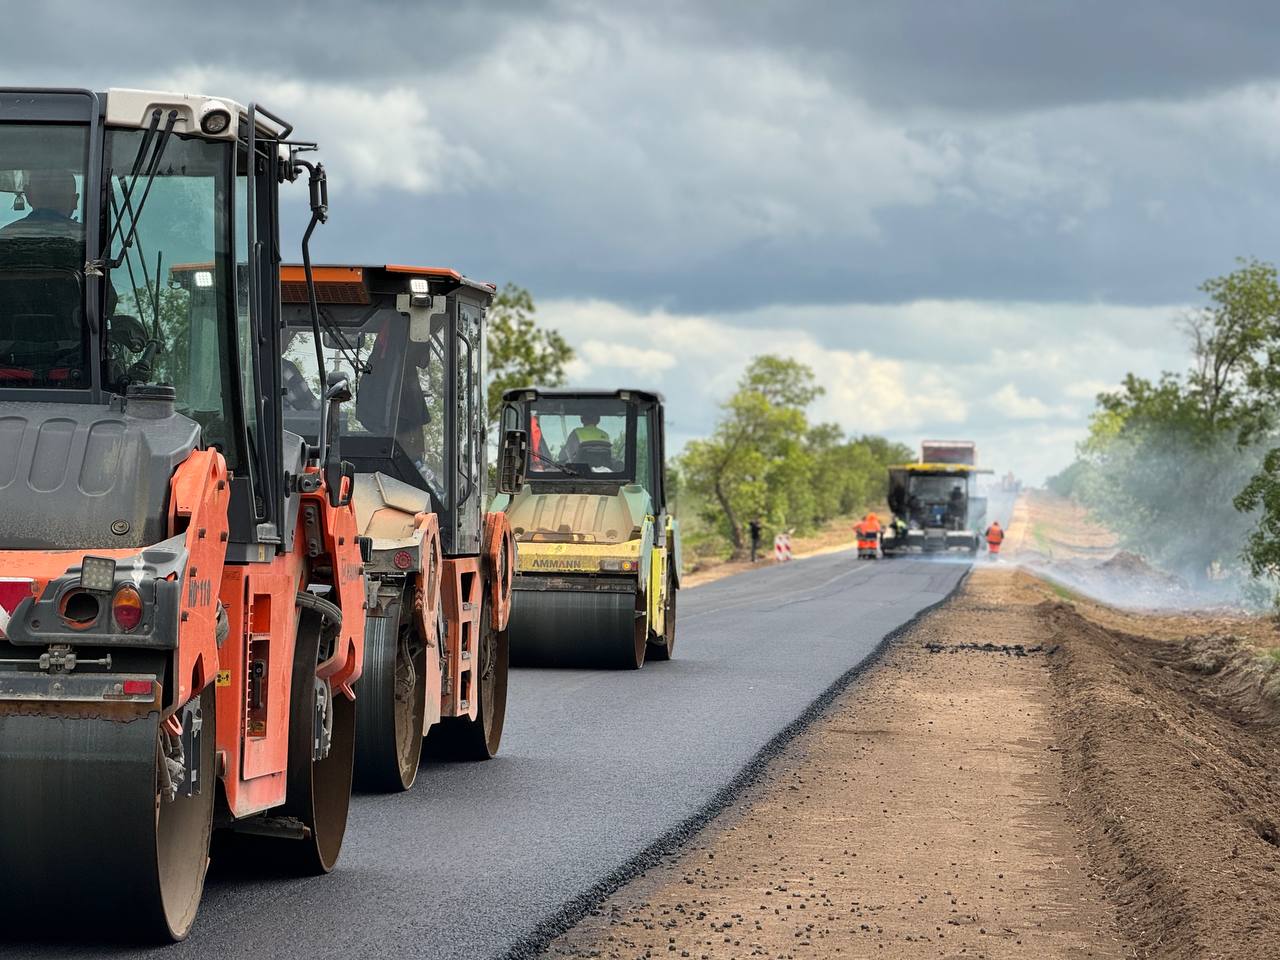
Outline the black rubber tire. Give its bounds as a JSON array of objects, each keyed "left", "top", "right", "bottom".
[
  {"left": 647, "top": 571, "right": 677, "bottom": 661},
  {"left": 424, "top": 597, "right": 509, "bottom": 760},
  {"left": 353, "top": 594, "right": 428, "bottom": 792},
  {"left": 0, "top": 682, "right": 215, "bottom": 943},
  {"left": 276, "top": 605, "right": 356, "bottom": 874}
]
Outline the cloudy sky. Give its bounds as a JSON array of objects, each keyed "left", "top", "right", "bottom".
[{"left": 12, "top": 1, "right": 1280, "bottom": 480}]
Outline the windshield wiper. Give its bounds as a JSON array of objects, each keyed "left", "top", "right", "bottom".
[
  {"left": 528, "top": 448, "right": 585, "bottom": 478},
  {"left": 87, "top": 108, "right": 178, "bottom": 275},
  {"left": 315, "top": 307, "right": 371, "bottom": 376}
]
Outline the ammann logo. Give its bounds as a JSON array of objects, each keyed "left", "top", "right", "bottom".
[{"left": 526, "top": 557, "right": 594, "bottom": 571}]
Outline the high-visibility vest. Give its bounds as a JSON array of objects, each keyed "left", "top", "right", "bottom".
[
  {"left": 530, "top": 415, "right": 544, "bottom": 455},
  {"left": 986, "top": 525, "right": 1004, "bottom": 544},
  {"left": 571, "top": 425, "right": 609, "bottom": 443}
]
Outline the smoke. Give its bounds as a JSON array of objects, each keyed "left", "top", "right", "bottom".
[{"left": 1011, "top": 441, "right": 1268, "bottom": 610}]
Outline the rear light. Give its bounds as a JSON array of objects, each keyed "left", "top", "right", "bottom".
[
  {"left": 393, "top": 550, "right": 413, "bottom": 570},
  {"left": 122, "top": 678, "right": 153, "bottom": 696},
  {"left": 112, "top": 585, "right": 144, "bottom": 631},
  {"left": 600, "top": 559, "right": 638, "bottom": 573}
]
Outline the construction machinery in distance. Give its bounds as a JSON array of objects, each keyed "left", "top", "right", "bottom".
[
  {"left": 494, "top": 388, "right": 679, "bottom": 669},
  {"left": 0, "top": 87, "right": 366, "bottom": 940},
  {"left": 279, "top": 263, "right": 523, "bottom": 791},
  {"left": 882, "top": 440, "right": 993, "bottom": 555}
]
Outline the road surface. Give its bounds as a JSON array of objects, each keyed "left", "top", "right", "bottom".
[{"left": 10, "top": 552, "right": 966, "bottom": 960}]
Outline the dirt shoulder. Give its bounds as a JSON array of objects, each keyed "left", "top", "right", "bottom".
[
  {"left": 1045, "top": 595, "right": 1280, "bottom": 958},
  {"left": 545, "top": 567, "right": 1280, "bottom": 960}
]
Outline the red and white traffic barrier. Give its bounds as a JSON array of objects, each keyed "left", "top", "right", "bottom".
[{"left": 773, "top": 532, "right": 793, "bottom": 562}]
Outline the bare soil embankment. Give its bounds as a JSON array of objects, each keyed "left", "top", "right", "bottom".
[
  {"left": 1045, "top": 593, "right": 1280, "bottom": 959},
  {"left": 545, "top": 562, "right": 1280, "bottom": 960}
]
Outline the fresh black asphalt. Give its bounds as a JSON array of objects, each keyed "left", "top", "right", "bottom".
[{"left": 10, "top": 552, "right": 967, "bottom": 960}]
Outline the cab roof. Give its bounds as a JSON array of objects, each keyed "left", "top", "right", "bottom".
[
  {"left": 277, "top": 263, "right": 495, "bottom": 305},
  {"left": 503, "top": 387, "right": 665, "bottom": 405}
]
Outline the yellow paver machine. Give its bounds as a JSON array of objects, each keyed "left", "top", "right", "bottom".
[{"left": 492, "top": 389, "right": 679, "bottom": 669}]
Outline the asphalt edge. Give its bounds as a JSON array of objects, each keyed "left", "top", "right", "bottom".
[{"left": 501, "top": 561, "right": 973, "bottom": 960}]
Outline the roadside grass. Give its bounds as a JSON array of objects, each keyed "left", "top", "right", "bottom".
[
  {"left": 1046, "top": 578, "right": 1080, "bottom": 603},
  {"left": 1030, "top": 521, "right": 1054, "bottom": 558}
]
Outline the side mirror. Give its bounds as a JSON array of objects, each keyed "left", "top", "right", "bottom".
[
  {"left": 322, "top": 375, "right": 353, "bottom": 508},
  {"left": 497, "top": 428, "right": 528, "bottom": 495}
]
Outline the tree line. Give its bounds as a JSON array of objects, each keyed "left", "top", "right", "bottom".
[
  {"left": 486, "top": 286, "right": 910, "bottom": 565},
  {"left": 1048, "top": 258, "right": 1280, "bottom": 600}
]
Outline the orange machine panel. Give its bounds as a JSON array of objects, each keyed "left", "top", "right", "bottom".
[
  {"left": 483, "top": 512, "right": 515, "bottom": 632},
  {"left": 439, "top": 557, "right": 481, "bottom": 721},
  {"left": 169, "top": 449, "right": 231, "bottom": 706},
  {"left": 215, "top": 476, "right": 367, "bottom": 820}
]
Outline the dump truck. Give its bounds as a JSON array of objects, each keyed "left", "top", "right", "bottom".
[
  {"left": 882, "top": 441, "right": 992, "bottom": 555},
  {"left": 493, "top": 388, "right": 679, "bottom": 669},
  {"left": 278, "top": 264, "right": 523, "bottom": 791},
  {"left": 0, "top": 87, "right": 366, "bottom": 940}
]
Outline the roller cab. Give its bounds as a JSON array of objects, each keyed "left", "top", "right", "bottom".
[
  {"left": 279, "top": 265, "right": 517, "bottom": 793},
  {"left": 493, "top": 388, "right": 680, "bottom": 669},
  {"left": 0, "top": 88, "right": 366, "bottom": 941}
]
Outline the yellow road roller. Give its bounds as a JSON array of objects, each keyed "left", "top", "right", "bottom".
[{"left": 492, "top": 389, "right": 679, "bottom": 669}]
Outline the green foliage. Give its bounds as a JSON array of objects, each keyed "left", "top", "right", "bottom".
[
  {"left": 675, "top": 355, "right": 904, "bottom": 561},
  {"left": 1044, "top": 459, "right": 1091, "bottom": 499},
  {"left": 114, "top": 282, "right": 192, "bottom": 387},
  {"left": 1235, "top": 446, "right": 1280, "bottom": 581},
  {"left": 486, "top": 283, "right": 574, "bottom": 427},
  {"left": 1061, "top": 258, "right": 1280, "bottom": 590}
]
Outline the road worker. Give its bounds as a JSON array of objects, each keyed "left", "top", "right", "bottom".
[
  {"left": 855, "top": 512, "right": 882, "bottom": 559},
  {"left": 985, "top": 520, "right": 1004, "bottom": 559},
  {"left": 562, "top": 412, "right": 611, "bottom": 461}
]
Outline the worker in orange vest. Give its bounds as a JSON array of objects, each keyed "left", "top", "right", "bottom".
[
  {"left": 529, "top": 414, "right": 551, "bottom": 471},
  {"left": 985, "top": 520, "right": 1004, "bottom": 559},
  {"left": 855, "top": 512, "right": 882, "bottom": 559}
]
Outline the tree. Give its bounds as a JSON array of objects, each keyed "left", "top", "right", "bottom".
[
  {"left": 1185, "top": 257, "right": 1280, "bottom": 441},
  {"left": 680, "top": 356, "right": 821, "bottom": 558},
  {"left": 1061, "top": 259, "right": 1280, "bottom": 590},
  {"left": 675, "top": 356, "right": 915, "bottom": 564},
  {"left": 485, "top": 283, "right": 574, "bottom": 428}
]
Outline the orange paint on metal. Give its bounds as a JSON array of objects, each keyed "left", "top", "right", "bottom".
[
  {"left": 279, "top": 266, "right": 365, "bottom": 284},
  {"left": 279, "top": 265, "right": 369, "bottom": 306},
  {"left": 483, "top": 512, "right": 515, "bottom": 632},
  {"left": 169, "top": 449, "right": 230, "bottom": 705},
  {"left": 384, "top": 264, "right": 463, "bottom": 280},
  {"left": 439, "top": 556, "right": 482, "bottom": 721},
  {"left": 214, "top": 467, "right": 367, "bottom": 820},
  {"left": 410, "top": 512, "right": 444, "bottom": 732}
]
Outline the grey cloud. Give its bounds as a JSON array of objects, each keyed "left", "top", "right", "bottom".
[
  {"left": 7, "top": 0, "right": 1279, "bottom": 317},
  {"left": 677, "top": 1, "right": 1280, "bottom": 113}
]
